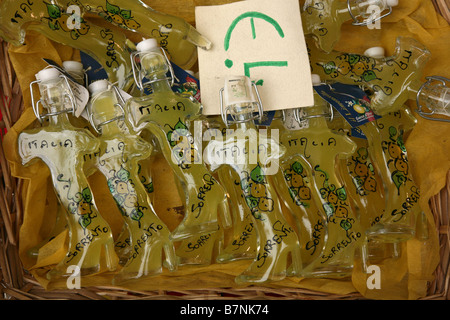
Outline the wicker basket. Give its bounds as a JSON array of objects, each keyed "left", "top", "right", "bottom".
[{"left": 0, "top": 0, "right": 449, "bottom": 300}]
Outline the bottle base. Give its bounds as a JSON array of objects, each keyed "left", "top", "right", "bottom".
[
  {"left": 300, "top": 265, "right": 353, "bottom": 279},
  {"left": 170, "top": 221, "right": 219, "bottom": 242},
  {"left": 366, "top": 223, "right": 415, "bottom": 243}
]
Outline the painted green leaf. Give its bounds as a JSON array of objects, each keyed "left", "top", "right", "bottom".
[
  {"left": 340, "top": 219, "right": 352, "bottom": 231},
  {"left": 107, "top": 178, "right": 115, "bottom": 193},
  {"left": 336, "top": 187, "right": 347, "bottom": 201},
  {"left": 117, "top": 167, "right": 130, "bottom": 182},
  {"left": 323, "top": 202, "right": 334, "bottom": 217},
  {"left": 174, "top": 119, "right": 188, "bottom": 131},
  {"left": 82, "top": 187, "right": 92, "bottom": 202},
  {"left": 250, "top": 165, "right": 265, "bottom": 183},
  {"left": 389, "top": 126, "right": 397, "bottom": 138},
  {"left": 46, "top": 3, "right": 61, "bottom": 19},
  {"left": 48, "top": 20, "right": 58, "bottom": 30},
  {"left": 79, "top": 215, "right": 91, "bottom": 229},
  {"left": 397, "top": 134, "right": 406, "bottom": 152},
  {"left": 167, "top": 131, "right": 176, "bottom": 147},
  {"left": 120, "top": 9, "right": 132, "bottom": 19},
  {"left": 131, "top": 209, "right": 143, "bottom": 221},
  {"left": 348, "top": 54, "right": 360, "bottom": 65},
  {"left": 144, "top": 182, "right": 154, "bottom": 194},
  {"left": 245, "top": 196, "right": 259, "bottom": 209},
  {"left": 323, "top": 61, "right": 336, "bottom": 75},
  {"left": 291, "top": 161, "right": 303, "bottom": 175},
  {"left": 288, "top": 187, "right": 298, "bottom": 199},
  {"left": 362, "top": 70, "right": 378, "bottom": 82},
  {"left": 106, "top": 0, "right": 121, "bottom": 14},
  {"left": 240, "top": 178, "right": 250, "bottom": 192},
  {"left": 392, "top": 170, "right": 407, "bottom": 192}
]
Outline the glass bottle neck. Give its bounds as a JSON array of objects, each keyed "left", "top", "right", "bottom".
[
  {"left": 40, "top": 79, "right": 73, "bottom": 127},
  {"left": 147, "top": 76, "right": 172, "bottom": 93},
  {"left": 225, "top": 102, "right": 258, "bottom": 130}
]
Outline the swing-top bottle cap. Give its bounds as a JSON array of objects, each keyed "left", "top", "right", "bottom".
[
  {"left": 386, "top": 0, "right": 399, "bottom": 7},
  {"left": 88, "top": 79, "right": 110, "bottom": 95},
  {"left": 62, "top": 61, "right": 83, "bottom": 73},
  {"left": 364, "top": 47, "right": 385, "bottom": 59},
  {"left": 136, "top": 38, "right": 159, "bottom": 52},
  {"left": 36, "top": 67, "right": 61, "bottom": 82},
  {"left": 311, "top": 74, "right": 321, "bottom": 85}
]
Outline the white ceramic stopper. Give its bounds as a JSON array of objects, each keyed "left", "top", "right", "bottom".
[
  {"left": 364, "top": 46, "right": 385, "bottom": 58},
  {"left": 311, "top": 74, "right": 321, "bottom": 85},
  {"left": 36, "top": 67, "right": 61, "bottom": 82},
  {"left": 136, "top": 38, "right": 159, "bottom": 52},
  {"left": 62, "top": 61, "right": 83, "bottom": 73},
  {"left": 88, "top": 79, "right": 110, "bottom": 95}
]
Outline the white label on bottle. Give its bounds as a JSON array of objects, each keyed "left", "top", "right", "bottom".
[
  {"left": 69, "top": 80, "right": 90, "bottom": 118},
  {"left": 224, "top": 76, "right": 256, "bottom": 106}
]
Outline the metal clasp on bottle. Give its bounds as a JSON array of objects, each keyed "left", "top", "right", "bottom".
[
  {"left": 347, "top": 0, "right": 393, "bottom": 26},
  {"left": 87, "top": 85, "right": 127, "bottom": 134},
  {"left": 29, "top": 73, "right": 77, "bottom": 124},
  {"left": 415, "top": 76, "right": 450, "bottom": 122},
  {"left": 130, "top": 47, "right": 175, "bottom": 91},
  {"left": 219, "top": 81, "right": 264, "bottom": 127}
]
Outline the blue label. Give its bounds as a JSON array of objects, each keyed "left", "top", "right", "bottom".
[
  {"left": 313, "top": 83, "right": 380, "bottom": 128},
  {"left": 350, "top": 126, "right": 367, "bottom": 140},
  {"left": 80, "top": 51, "right": 108, "bottom": 83}
]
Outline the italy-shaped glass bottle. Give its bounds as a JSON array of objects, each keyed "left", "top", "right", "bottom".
[
  {"left": 269, "top": 108, "right": 328, "bottom": 269},
  {"left": 86, "top": 79, "right": 177, "bottom": 283},
  {"left": 282, "top": 76, "right": 363, "bottom": 278},
  {"left": 61, "top": 0, "right": 211, "bottom": 69},
  {"left": 306, "top": 36, "right": 432, "bottom": 115},
  {"left": 18, "top": 67, "right": 118, "bottom": 280},
  {"left": 351, "top": 46, "right": 426, "bottom": 242},
  {"left": 204, "top": 76, "right": 302, "bottom": 284},
  {"left": 302, "top": 0, "right": 397, "bottom": 52},
  {"left": 0, "top": 1, "right": 134, "bottom": 88},
  {"left": 361, "top": 107, "right": 421, "bottom": 242},
  {"left": 327, "top": 111, "right": 401, "bottom": 263},
  {"left": 125, "top": 38, "right": 231, "bottom": 241},
  {"left": 205, "top": 116, "right": 257, "bottom": 263}
]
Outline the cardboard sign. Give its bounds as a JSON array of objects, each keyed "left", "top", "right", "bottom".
[{"left": 195, "top": 0, "right": 314, "bottom": 115}]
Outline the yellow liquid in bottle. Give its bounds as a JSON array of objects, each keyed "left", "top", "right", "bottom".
[
  {"left": 270, "top": 115, "right": 327, "bottom": 269},
  {"left": 71, "top": 0, "right": 211, "bottom": 69},
  {"left": 302, "top": 0, "right": 391, "bottom": 53},
  {"left": 0, "top": 0, "right": 133, "bottom": 88},
  {"left": 361, "top": 108, "right": 421, "bottom": 242},
  {"left": 18, "top": 76, "right": 118, "bottom": 280},
  {"left": 327, "top": 115, "right": 400, "bottom": 263},
  {"left": 203, "top": 118, "right": 257, "bottom": 263},
  {"left": 284, "top": 95, "right": 363, "bottom": 278},
  {"left": 125, "top": 50, "right": 231, "bottom": 241},
  {"left": 89, "top": 90, "right": 177, "bottom": 283},
  {"left": 204, "top": 105, "right": 302, "bottom": 284},
  {"left": 306, "top": 35, "right": 431, "bottom": 115},
  {"left": 216, "top": 165, "right": 257, "bottom": 263}
]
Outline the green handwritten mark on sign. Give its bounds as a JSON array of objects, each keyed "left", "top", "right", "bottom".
[
  {"left": 244, "top": 61, "right": 288, "bottom": 78},
  {"left": 224, "top": 11, "right": 285, "bottom": 51},
  {"left": 224, "top": 11, "right": 288, "bottom": 85}
]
